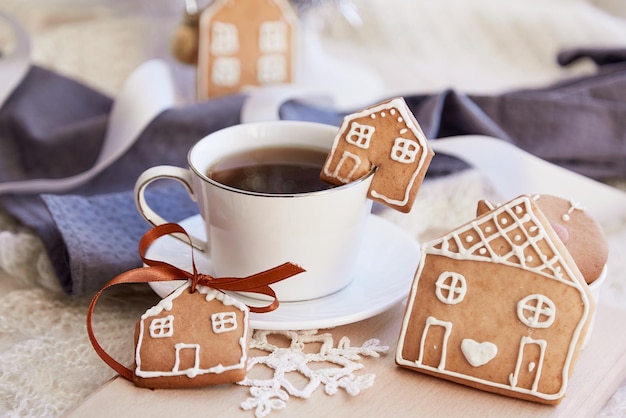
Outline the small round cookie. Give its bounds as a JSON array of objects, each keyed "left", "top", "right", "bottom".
[{"left": 532, "top": 194, "right": 608, "bottom": 284}]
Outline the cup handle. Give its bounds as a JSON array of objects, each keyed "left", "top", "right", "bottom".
[{"left": 134, "top": 165, "right": 207, "bottom": 251}]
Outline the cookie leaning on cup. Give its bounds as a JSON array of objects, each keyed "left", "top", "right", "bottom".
[{"left": 320, "top": 97, "right": 434, "bottom": 213}]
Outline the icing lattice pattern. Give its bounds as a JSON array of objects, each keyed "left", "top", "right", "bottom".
[{"left": 427, "top": 196, "right": 570, "bottom": 282}]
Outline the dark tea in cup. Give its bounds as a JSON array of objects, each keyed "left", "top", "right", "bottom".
[{"left": 206, "top": 146, "right": 334, "bottom": 194}]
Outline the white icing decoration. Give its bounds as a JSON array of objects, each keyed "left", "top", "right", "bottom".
[
  {"left": 346, "top": 121, "right": 375, "bottom": 149},
  {"left": 466, "top": 235, "right": 474, "bottom": 243},
  {"left": 149, "top": 315, "right": 174, "bottom": 338},
  {"left": 331, "top": 151, "right": 362, "bottom": 183},
  {"left": 257, "top": 54, "right": 287, "bottom": 84},
  {"left": 135, "top": 282, "right": 249, "bottom": 379},
  {"left": 528, "top": 362, "right": 536, "bottom": 372},
  {"left": 212, "top": 311, "right": 238, "bottom": 334},
  {"left": 240, "top": 330, "right": 388, "bottom": 415},
  {"left": 417, "top": 316, "right": 452, "bottom": 370},
  {"left": 173, "top": 343, "right": 201, "bottom": 378},
  {"left": 211, "top": 21, "right": 239, "bottom": 55},
  {"left": 517, "top": 294, "right": 556, "bottom": 328},
  {"left": 400, "top": 128, "right": 408, "bottom": 134},
  {"left": 390, "top": 137, "right": 419, "bottom": 164},
  {"left": 397, "top": 117, "right": 403, "bottom": 123},
  {"left": 390, "top": 109, "right": 396, "bottom": 115},
  {"left": 381, "top": 111, "right": 386, "bottom": 117},
  {"left": 560, "top": 199, "right": 585, "bottom": 222},
  {"left": 212, "top": 57, "right": 240, "bottom": 86},
  {"left": 435, "top": 272, "right": 467, "bottom": 305},
  {"left": 461, "top": 339, "right": 498, "bottom": 367},
  {"left": 258, "top": 21, "right": 287, "bottom": 53},
  {"left": 509, "top": 336, "right": 547, "bottom": 392}
]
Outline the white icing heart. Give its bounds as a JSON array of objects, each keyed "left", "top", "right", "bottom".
[{"left": 461, "top": 338, "right": 498, "bottom": 367}]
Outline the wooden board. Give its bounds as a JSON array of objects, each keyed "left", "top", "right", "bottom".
[{"left": 66, "top": 300, "right": 626, "bottom": 417}]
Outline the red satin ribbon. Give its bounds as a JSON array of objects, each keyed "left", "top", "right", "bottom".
[{"left": 86, "top": 222, "right": 305, "bottom": 382}]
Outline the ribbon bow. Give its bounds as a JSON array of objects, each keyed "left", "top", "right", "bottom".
[
  {"left": 86, "top": 222, "right": 305, "bottom": 382},
  {"left": 136, "top": 223, "right": 305, "bottom": 313}
]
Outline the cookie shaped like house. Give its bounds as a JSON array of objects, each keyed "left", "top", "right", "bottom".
[
  {"left": 321, "top": 97, "right": 434, "bottom": 213},
  {"left": 196, "top": 0, "right": 299, "bottom": 100},
  {"left": 396, "top": 195, "right": 595, "bottom": 404},
  {"left": 133, "top": 282, "right": 249, "bottom": 388}
]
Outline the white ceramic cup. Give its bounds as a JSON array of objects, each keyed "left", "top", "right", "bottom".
[{"left": 134, "top": 121, "right": 374, "bottom": 302}]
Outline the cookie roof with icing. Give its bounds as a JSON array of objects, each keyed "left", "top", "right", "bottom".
[{"left": 477, "top": 194, "right": 608, "bottom": 284}]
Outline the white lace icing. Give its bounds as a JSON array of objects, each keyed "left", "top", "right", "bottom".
[{"left": 239, "top": 330, "right": 389, "bottom": 418}]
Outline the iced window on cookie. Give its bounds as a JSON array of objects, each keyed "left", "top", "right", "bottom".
[
  {"left": 212, "top": 311, "right": 238, "bottom": 334},
  {"left": 212, "top": 57, "right": 240, "bottom": 86},
  {"left": 257, "top": 54, "right": 287, "bottom": 83},
  {"left": 346, "top": 122, "right": 375, "bottom": 149},
  {"left": 435, "top": 272, "right": 467, "bottom": 305},
  {"left": 517, "top": 294, "right": 556, "bottom": 328},
  {"left": 149, "top": 315, "right": 174, "bottom": 338},
  {"left": 211, "top": 22, "right": 239, "bottom": 55},
  {"left": 259, "top": 21, "right": 287, "bottom": 53},
  {"left": 390, "top": 138, "right": 419, "bottom": 163}
]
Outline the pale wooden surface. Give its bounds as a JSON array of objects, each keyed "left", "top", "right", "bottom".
[{"left": 65, "top": 300, "right": 626, "bottom": 418}]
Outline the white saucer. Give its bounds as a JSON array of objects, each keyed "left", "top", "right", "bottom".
[{"left": 147, "top": 214, "right": 420, "bottom": 330}]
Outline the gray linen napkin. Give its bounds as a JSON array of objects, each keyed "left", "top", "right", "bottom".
[
  {"left": 1, "top": 49, "right": 625, "bottom": 296},
  {"left": 0, "top": 66, "right": 245, "bottom": 294}
]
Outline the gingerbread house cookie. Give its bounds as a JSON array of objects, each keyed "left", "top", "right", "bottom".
[
  {"left": 396, "top": 195, "right": 595, "bottom": 404},
  {"left": 196, "top": 0, "right": 299, "bottom": 100},
  {"left": 134, "top": 282, "right": 249, "bottom": 388},
  {"left": 321, "top": 97, "right": 434, "bottom": 213}
]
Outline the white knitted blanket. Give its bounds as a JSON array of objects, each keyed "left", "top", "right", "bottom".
[{"left": 1, "top": 0, "right": 626, "bottom": 416}]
